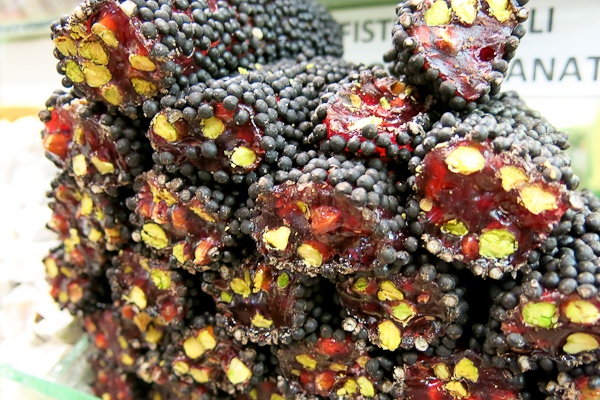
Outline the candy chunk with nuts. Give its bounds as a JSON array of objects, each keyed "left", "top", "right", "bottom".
[
  {"left": 338, "top": 270, "right": 465, "bottom": 352},
  {"left": 227, "top": 358, "right": 252, "bottom": 385},
  {"left": 202, "top": 258, "right": 317, "bottom": 345},
  {"left": 415, "top": 137, "right": 568, "bottom": 277},
  {"left": 389, "top": 0, "right": 527, "bottom": 102}
]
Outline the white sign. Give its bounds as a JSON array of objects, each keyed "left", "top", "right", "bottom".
[{"left": 332, "top": 0, "right": 600, "bottom": 99}]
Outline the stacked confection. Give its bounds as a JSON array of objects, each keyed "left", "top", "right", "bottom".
[{"left": 38, "top": 0, "right": 600, "bottom": 399}]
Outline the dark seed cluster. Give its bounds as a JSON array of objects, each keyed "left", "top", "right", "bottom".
[
  {"left": 51, "top": 0, "right": 343, "bottom": 112},
  {"left": 38, "top": 0, "right": 600, "bottom": 399}
]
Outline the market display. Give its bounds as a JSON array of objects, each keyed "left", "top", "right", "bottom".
[{"left": 38, "top": 0, "right": 600, "bottom": 399}]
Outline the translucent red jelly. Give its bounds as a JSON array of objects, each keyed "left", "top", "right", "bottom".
[
  {"left": 409, "top": 0, "right": 519, "bottom": 100},
  {"left": 402, "top": 350, "right": 521, "bottom": 400},
  {"left": 147, "top": 103, "right": 264, "bottom": 173},
  {"left": 338, "top": 272, "right": 460, "bottom": 351},
  {"left": 416, "top": 139, "right": 568, "bottom": 274},
  {"left": 324, "top": 73, "right": 429, "bottom": 156},
  {"left": 278, "top": 335, "right": 380, "bottom": 398},
  {"left": 206, "top": 258, "right": 312, "bottom": 344},
  {"left": 134, "top": 171, "right": 226, "bottom": 271},
  {"left": 111, "top": 250, "right": 188, "bottom": 325},
  {"left": 254, "top": 181, "right": 405, "bottom": 275},
  {"left": 502, "top": 290, "right": 600, "bottom": 359}
]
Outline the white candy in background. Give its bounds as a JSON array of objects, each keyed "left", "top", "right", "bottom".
[{"left": 0, "top": 116, "right": 81, "bottom": 399}]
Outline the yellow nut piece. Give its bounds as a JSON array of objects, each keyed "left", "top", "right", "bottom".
[
  {"left": 451, "top": 0, "right": 478, "bottom": 24},
  {"left": 173, "top": 243, "right": 189, "bottom": 264},
  {"left": 479, "top": 229, "right": 517, "bottom": 259},
  {"left": 357, "top": 377, "right": 375, "bottom": 397},
  {"left": 295, "top": 354, "right": 317, "bottom": 370},
  {"left": 350, "top": 94, "right": 362, "bottom": 107},
  {"left": 66, "top": 60, "right": 85, "bottom": 83},
  {"left": 227, "top": 358, "right": 252, "bottom": 384},
  {"left": 189, "top": 206, "right": 215, "bottom": 223},
  {"left": 337, "top": 379, "right": 358, "bottom": 396},
  {"left": 230, "top": 278, "right": 251, "bottom": 298},
  {"left": 425, "top": 0, "right": 453, "bottom": 26},
  {"left": 88, "top": 228, "right": 103, "bottom": 242},
  {"left": 349, "top": 116, "right": 383, "bottom": 131},
  {"left": 296, "top": 201, "right": 310, "bottom": 218},
  {"left": 231, "top": 147, "right": 257, "bottom": 168},
  {"left": 378, "top": 320, "right": 401, "bottom": 351},
  {"left": 433, "top": 363, "right": 451, "bottom": 380},
  {"left": 45, "top": 258, "right": 59, "bottom": 279},
  {"left": 391, "top": 302, "right": 416, "bottom": 324},
  {"left": 486, "top": 0, "right": 512, "bottom": 22},
  {"left": 129, "top": 55, "right": 156, "bottom": 71},
  {"left": 190, "top": 368, "right": 210, "bottom": 383},
  {"left": 454, "top": 358, "right": 479, "bottom": 382},
  {"left": 329, "top": 363, "right": 348, "bottom": 372},
  {"left": 563, "top": 333, "right": 599, "bottom": 354},
  {"left": 82, "top": 62, "right": 112, "bottom": 87},
  {"left": 519, "top": 185, "right": 558, "bottom": 215},
  {"left": 446, "top": 146, "right": 485, "bottom": 175},
  {"left": 353, "top": 277, "right": 369, "bottom": 292},
  {"left": 441, "top": 219, "right": 469, "bottom": 236},
  {"left": 173, "top": 361, "right": 190, "bottom": 375},
  {"left": 91, "top": 156, "right": 115, "bottom": 175},
  {"left": 126, "top": 286, "right": 147, "bottom": 309},
  {"left": 198, "top": 329, "right": 217, "bottom": 350},
  {"left": 253, "top": 269, "right": 265, "bottom": 292},
  {"left": 55, "top": 37, "right": 77, "bottom": 57},
  {"left": 79, "top": 40, "right": 109, "bottom": 65},
  {"left": 444, "top": 381, "right": 469, "bottom": 398},
  {"left": 121, "top": 354, "right": 134, "bottom": 366},
  {"left": 133, "top": 312, "right": 151, "bottom": 332},
  {"left": 500, "top": 166, "right": 528, "bottom": 191},
  {"left": 183, "top": 336, "right": 205, "bottom": 359},
  {"left": 297, "top": 244, "right": 323, "bottom": 267},
  {"left": 152, "top": 113, "right": 180, "bottom": 142},
  {"left": 270, "top": 394, "right": 285, "bottom": 400},
  {"left": 565, "top": 300, "right": 600, "bottom": 324},
  {"left": 522, "top": 302, "right": 557, "bottom": 328},
  {"left": 251, "top": 312, "right": 273, "bottom": 328},
  {"left": 264, "top": 226, "right": 292, "bottom": 251},
  {"left": 132, "top": 78, "right": 158, "bottom": 97},
  {"left": 58, "top": 291, "right": 69, "bottom": 304},
  {"left": 91, "top": 23, "right": 119, "bottom": 47},
  {"left": 80, "top": 193, "right": 93, "bottom": 216},
  {"left": 277, "top": 272, "right": 290, "bottom": 289},
  {"left": 73, "top": 154, "right": 88, "bottom": 176},
  {"left": 420, "top": 198, "right": 434, "bottom": 212},
  {"left": 151, "top": 269, "right": 171, "bottom": 289},
  {"left": 141, "top": 223, "right": 169, "bottom": 249},
  {"left": 221, "top": 291, "right": 232, "bottom": 302},
  {"left": 202, "top": 116, "right": 225, "bottom": 139},
  {"left": 145, "top": 326, "right": 163, "bottom": 344},
  {"left": 102, "top": 85, "right": 122, "bottom": 106},
  {"left": 378, "top": 281, "right": 404, "bottom": 301},
  {"left": 118, "top": 336, "right": 128, "bottom": 350},
  {"left": 102, "top": 393, "right": 111, "bottom": 400}
]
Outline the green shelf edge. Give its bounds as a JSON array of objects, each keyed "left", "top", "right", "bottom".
[{"left": 0, "top": 336, "right": 100, "bottom": 400}]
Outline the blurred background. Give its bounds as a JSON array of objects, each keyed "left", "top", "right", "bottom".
[{"left": 0, "top": 0, "right": 599, "bottom": 398}]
